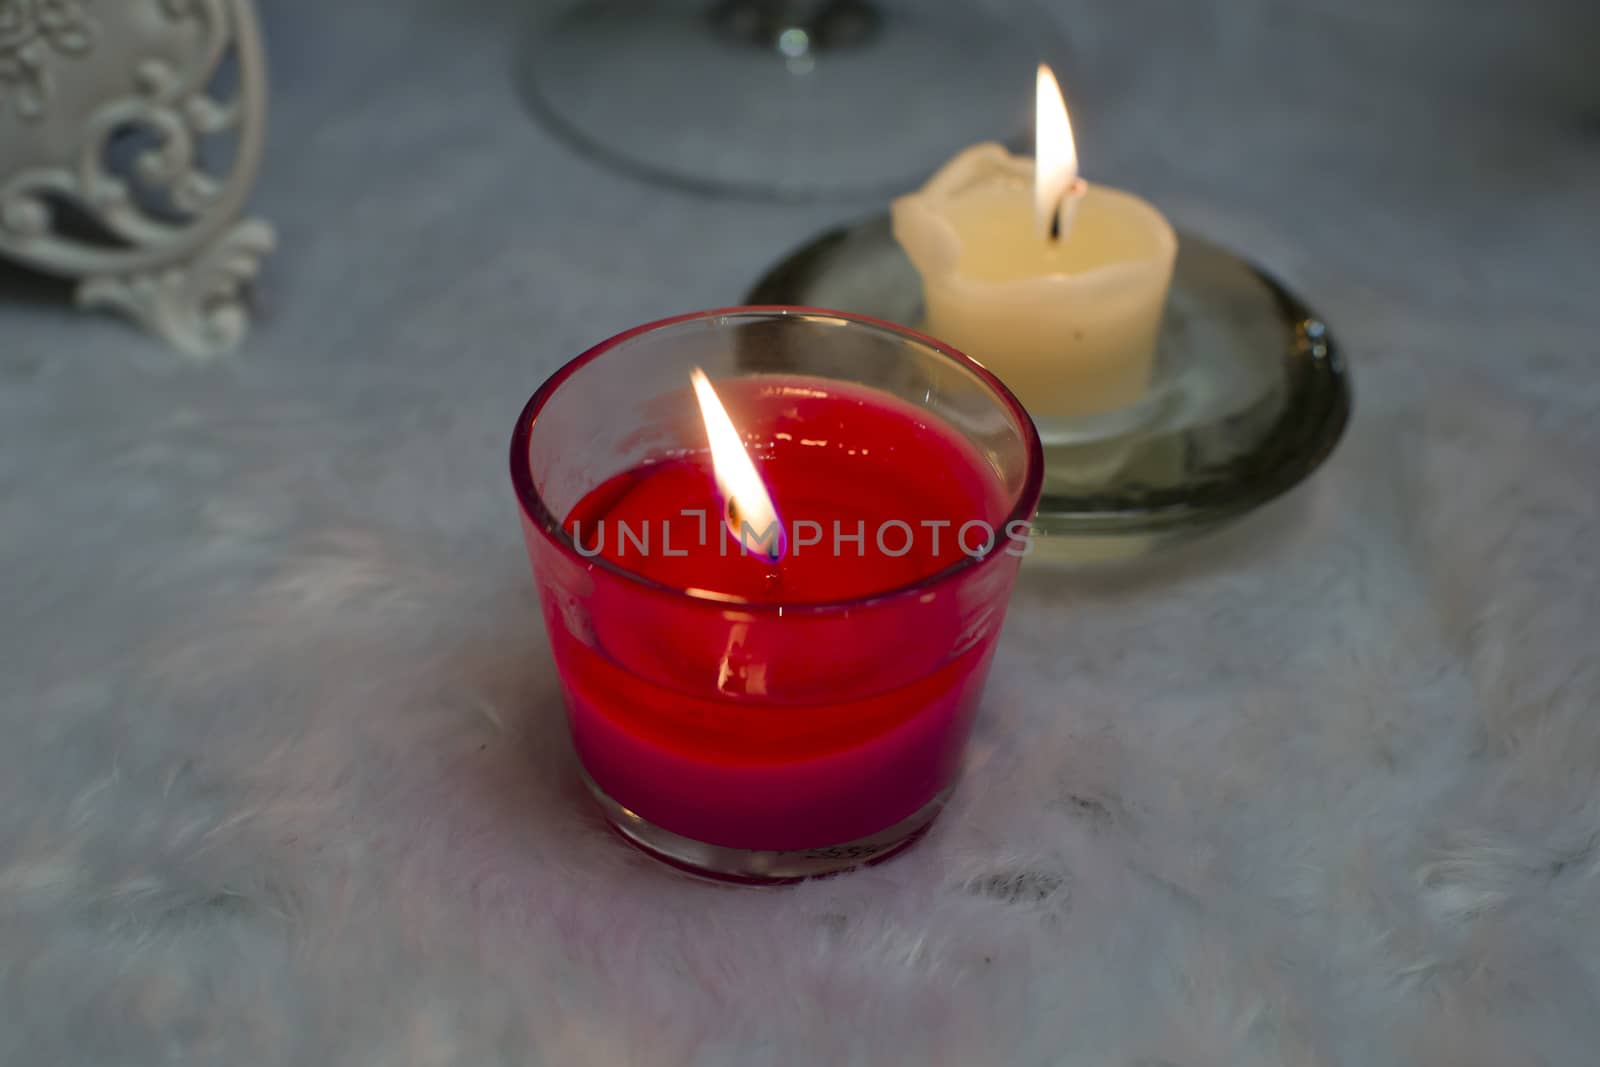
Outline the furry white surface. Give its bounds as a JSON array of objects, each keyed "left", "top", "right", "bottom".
[{"left": 3, "top": 1, "right": 1599, "bottom": 1063}]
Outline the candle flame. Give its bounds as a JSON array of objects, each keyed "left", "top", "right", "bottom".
[
  {"left": 690, "top": 368, "right": 786, "bottom": 563},
  {"left": 1035, "top": 63, "right": 1080, "bottom": 238}
]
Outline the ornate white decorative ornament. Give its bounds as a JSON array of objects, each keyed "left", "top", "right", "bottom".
[{"left": 0, "top": 0, "right": 274, "bottom": 357}]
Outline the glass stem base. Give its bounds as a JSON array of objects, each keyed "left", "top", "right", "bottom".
[
  {"left": 580, "top": 766, "right": 951, "bottom": 884},
  {"left": 515, "top": 0, "right": 1048, "bottom": 200}
]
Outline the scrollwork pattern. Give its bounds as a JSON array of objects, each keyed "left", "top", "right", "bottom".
[
  {"left": 0, "top": 0, "right": 96, "bottom": 120},
  {"left": 0, "top": 0, "right": 273, "bottom": 357},
  {"left": 79, "top": 219, "right": 273, "bottom": 356}
]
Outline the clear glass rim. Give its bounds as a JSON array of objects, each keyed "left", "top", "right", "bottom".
[{"left": 509, "top": 306, "right": 1045, "bottom": 615}]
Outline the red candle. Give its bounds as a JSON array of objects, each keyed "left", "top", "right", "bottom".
[
  {"left": 554, "top": 379, "right": 1013, "bottom": 852},
  {"left": 513, "top": 308, "right": 1042, "bottom": 881}
]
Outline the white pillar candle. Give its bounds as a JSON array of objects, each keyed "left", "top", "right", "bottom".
[{"left": 892, "top": 66, "right": 1177, "bottom": 424}]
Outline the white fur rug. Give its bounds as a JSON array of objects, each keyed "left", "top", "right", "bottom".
[{"left": 3, "top": 1, "right": 1599, "bottom": 1063}]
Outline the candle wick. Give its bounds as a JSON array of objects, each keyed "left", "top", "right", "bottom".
[{"left": 1048, "top": 178, "right": 1086, "bottom": 245}]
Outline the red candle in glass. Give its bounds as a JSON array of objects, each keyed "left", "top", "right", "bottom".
[{"left": 511, "top": 308, "right": 1042, "bottom": 883}]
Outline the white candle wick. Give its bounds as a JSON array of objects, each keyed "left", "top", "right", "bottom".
[{"left": 1048, "top": 178, "right": 1088, "bottom": 244}]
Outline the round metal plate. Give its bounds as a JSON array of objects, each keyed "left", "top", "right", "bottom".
[{"left": 745, "top": 215, "right": 1350, "bottom": 556}]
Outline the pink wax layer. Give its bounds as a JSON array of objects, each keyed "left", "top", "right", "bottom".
[{"left": 544, "top": 378, "right": 1018, "bottom": 850}]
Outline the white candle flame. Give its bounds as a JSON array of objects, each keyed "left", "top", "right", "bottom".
[
  {"left": 1035, "top": 63, "right": 1083, "bottom": 240},
  {"left": 690, "top": 368, "right": 786, "bottom": 563}
]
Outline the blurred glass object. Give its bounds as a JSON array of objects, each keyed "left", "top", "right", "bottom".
[{"left": 515, "top": 0, "right": 1068, "bottom": 200}]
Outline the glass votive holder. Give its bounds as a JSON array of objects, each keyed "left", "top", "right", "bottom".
[{"left": 510, "top": 308, "right": 1042, "bottom": 883}]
